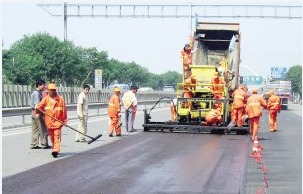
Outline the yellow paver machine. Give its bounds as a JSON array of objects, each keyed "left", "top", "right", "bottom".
[{"left": 143, "top": 22, "right": 249, "bottom": 134}]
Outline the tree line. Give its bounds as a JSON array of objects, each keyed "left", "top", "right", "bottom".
[
  {"left": 2, "top": 32, "right": 301, "bottom": 96},
  {"left": 286, "top": 65, "right": 302, "bottom": 99},
  {"left": 2, "top": 33, "right": 182, "bottom": 90}
]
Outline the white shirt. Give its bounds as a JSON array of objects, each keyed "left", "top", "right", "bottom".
[
  {"left": 77, "top": 92, "right": 88, "bottom": 116},
  {"left": 122, "top": 91, "right": 137, "bottom": 109}
]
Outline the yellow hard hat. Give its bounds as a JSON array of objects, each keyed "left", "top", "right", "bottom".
[
  {"left": 114, "top": 87, "right": 121, "bottom": 92},
  {"left": 269, "top": 89, "right": 275, "bottom": 94},
  {"left": 191, "top": 75, "right": 197, "bottom": 80},
  {"left": 252, "top": 88, "right": 258, "bottom": 94},
  {"left": 48, "top": 83, "right": 57, "bottom": 90}
]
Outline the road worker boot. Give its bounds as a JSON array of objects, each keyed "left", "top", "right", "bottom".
[{"left": 52, "top": 151, "right": 58, "bottom": 158}]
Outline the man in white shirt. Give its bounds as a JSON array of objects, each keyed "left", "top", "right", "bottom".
[
  {"left": 122, "top": 85, "right": 138, "bottom": 132},
  {"left": 75, "top": 84, "right": 90, "bottom": 142}
]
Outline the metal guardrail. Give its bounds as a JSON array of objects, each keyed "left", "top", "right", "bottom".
[
  {"left": 2, "top": 84, "right": 175, "bottom": 108},
  {"left": 2, "top": 99, "right": 171, "bottom": 129},
  {"left": 2, "top": 100, "right": 170, "bottom": 117}
]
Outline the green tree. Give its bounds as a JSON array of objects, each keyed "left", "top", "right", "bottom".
[
  {"left": 74, "top": 47, "right": 108, "bottom": 86},
  {"left": 160, "top": 71, "right": 182, "bottom": 86},
  {"left": 2, "top": 33, "right": 109, "bottom": 86},
  {"left": 286, "top": 65, "right": 302, "bottom": 98},
  {"left": 2, "top": 32, "right": 181, "bottom": 89},
  {"left": 3, "top": 33, "right": 68, "bottom": 85}
]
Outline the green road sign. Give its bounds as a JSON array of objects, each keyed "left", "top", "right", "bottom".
[{"left": 241, "top": 76, "right": 263, "bottom": 85}]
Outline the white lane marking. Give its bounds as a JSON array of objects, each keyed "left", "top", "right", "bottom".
[{"left": 2, "top": 107, "right": 169, "bottom": 137}]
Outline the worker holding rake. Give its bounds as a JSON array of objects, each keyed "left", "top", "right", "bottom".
[{"left": 36, "top": 83, "right": 67, "bottom": 158}]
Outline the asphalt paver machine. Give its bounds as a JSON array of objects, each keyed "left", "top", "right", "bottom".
[{"left": 143, "top": 22, "right": 249, "bottom": 134}]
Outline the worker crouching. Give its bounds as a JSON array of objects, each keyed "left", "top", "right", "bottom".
[{"left": 205, "top": 107, "right": 222, "bottom": 126}]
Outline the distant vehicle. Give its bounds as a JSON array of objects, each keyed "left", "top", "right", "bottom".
[
  {"left": 263, "top": 80, "right": 292, "bottom": 110},
  {"left": 138, "top": 87, "right": 154, "bottom": 92},
  {"left": 106, "top": 84, "right": 130, "bottom": 91},
  {"left": 162, "top": 85, "right": 175, "bottom": 92}
]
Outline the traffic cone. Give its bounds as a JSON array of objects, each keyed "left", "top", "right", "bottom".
[{"left": 252, "top": 140, "right": 260, "bottom": 152}]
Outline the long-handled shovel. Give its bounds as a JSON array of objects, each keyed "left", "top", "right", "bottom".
[{"left": 37, "top": 108, "right": 102, "bottom": 144}]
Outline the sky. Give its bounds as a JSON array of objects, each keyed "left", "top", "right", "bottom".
[{"left": 1, "top": 0, "right": 302, "bottom": 77}]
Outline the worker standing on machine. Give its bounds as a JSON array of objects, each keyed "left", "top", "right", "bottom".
[
  {"left": 246, "top": 88, "right": 267, "bottom": 141},
  {"left": 182, "top": 75, "right": 197, "bottom": 108},
  {"left": 184, "top": 75, "right": 197, "bottom": 98},
  {"left": 211, "top": 71, "right": 225, "bottom": 108},
  {"left": 180, "top": 37, "right": 197, "bottom": 80},
  {"left": 267, "top": 89, "right": 281, "bottom": 132}
]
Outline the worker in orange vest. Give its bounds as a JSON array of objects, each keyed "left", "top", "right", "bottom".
[
  {"left": 267, "top": 89, "right": 281, "bottom": 132},
  {"left": 184, "top": 75, "right": 197, "bottom": 98},
  {"left": 36, "top": 83, "right": 67, "bottom": 158},
  {"left": 170, "top": 98, "right": 177, "bottom": 121},
  {"left": 182, "top": 75, "right": 197, "bottom": 109},
  {"left": 180, "top": 43, "right": 197, "bottom": 79},
  {"left": 205, "top": 107, "right": 222, "bottom": 126},
  {"left": 180, "top": 44, "right": 192, "bottom": 72},
  {"left": 211, "top": 71, "right": 225, "bottom": 109},
  {"left": 108, "top": 87, "right": 122, "bottom": 137},
  {"left": 246, "top": 88, "right": 267, "bottom": 141},
  {"left": 231, "top": 85, "right": 248, "bottom": 127},
  {"left": 211, "top": 72, "right": 225, "bottom": 98}
]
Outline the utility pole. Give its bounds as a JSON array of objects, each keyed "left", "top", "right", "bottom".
[{"left": 63, "top": 2, "right": 67, "bottom": 41}]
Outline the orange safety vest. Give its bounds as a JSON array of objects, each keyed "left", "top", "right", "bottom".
[
  {"left": 37, "top": 94, "right": 67, "bottom": 129},
  {"left": 232, "top": 88, "right": 247, "bottom": 109},
  {"left": 246, "top": 94, "right": 267, "bottom": 118},
  {"left": 267, "top": 95, "right": 281, "bottom": 111},
  {"left": 108, "top": 94, "right": 121, "bottom": 117},
  {"left": 205, "top": 109, "right": 221, "bottom": 123},
  {"left": 184, "top": 78, "right": 196, "bottom": 90},
  {"left": 211, "top": 77, "right": 225, "bottom": 93},
  {"left": 183, "top": 78, "right": 196, "bottom": 98},
  {"left": 180, "top": 50, "right": 192, "bottom": 67}
]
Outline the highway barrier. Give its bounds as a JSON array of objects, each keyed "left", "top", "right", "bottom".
[{"left": 2, "top": 84, "right": 174, "bottom": 108}]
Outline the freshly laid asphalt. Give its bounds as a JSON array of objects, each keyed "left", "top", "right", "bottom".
[{"left": 2, "top": 103, "right": 302, "bottom": 194}]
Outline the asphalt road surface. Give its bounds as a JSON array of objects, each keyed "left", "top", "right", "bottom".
[{"left": 2, "top": 103, "right": 302, "bottom": 194}]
